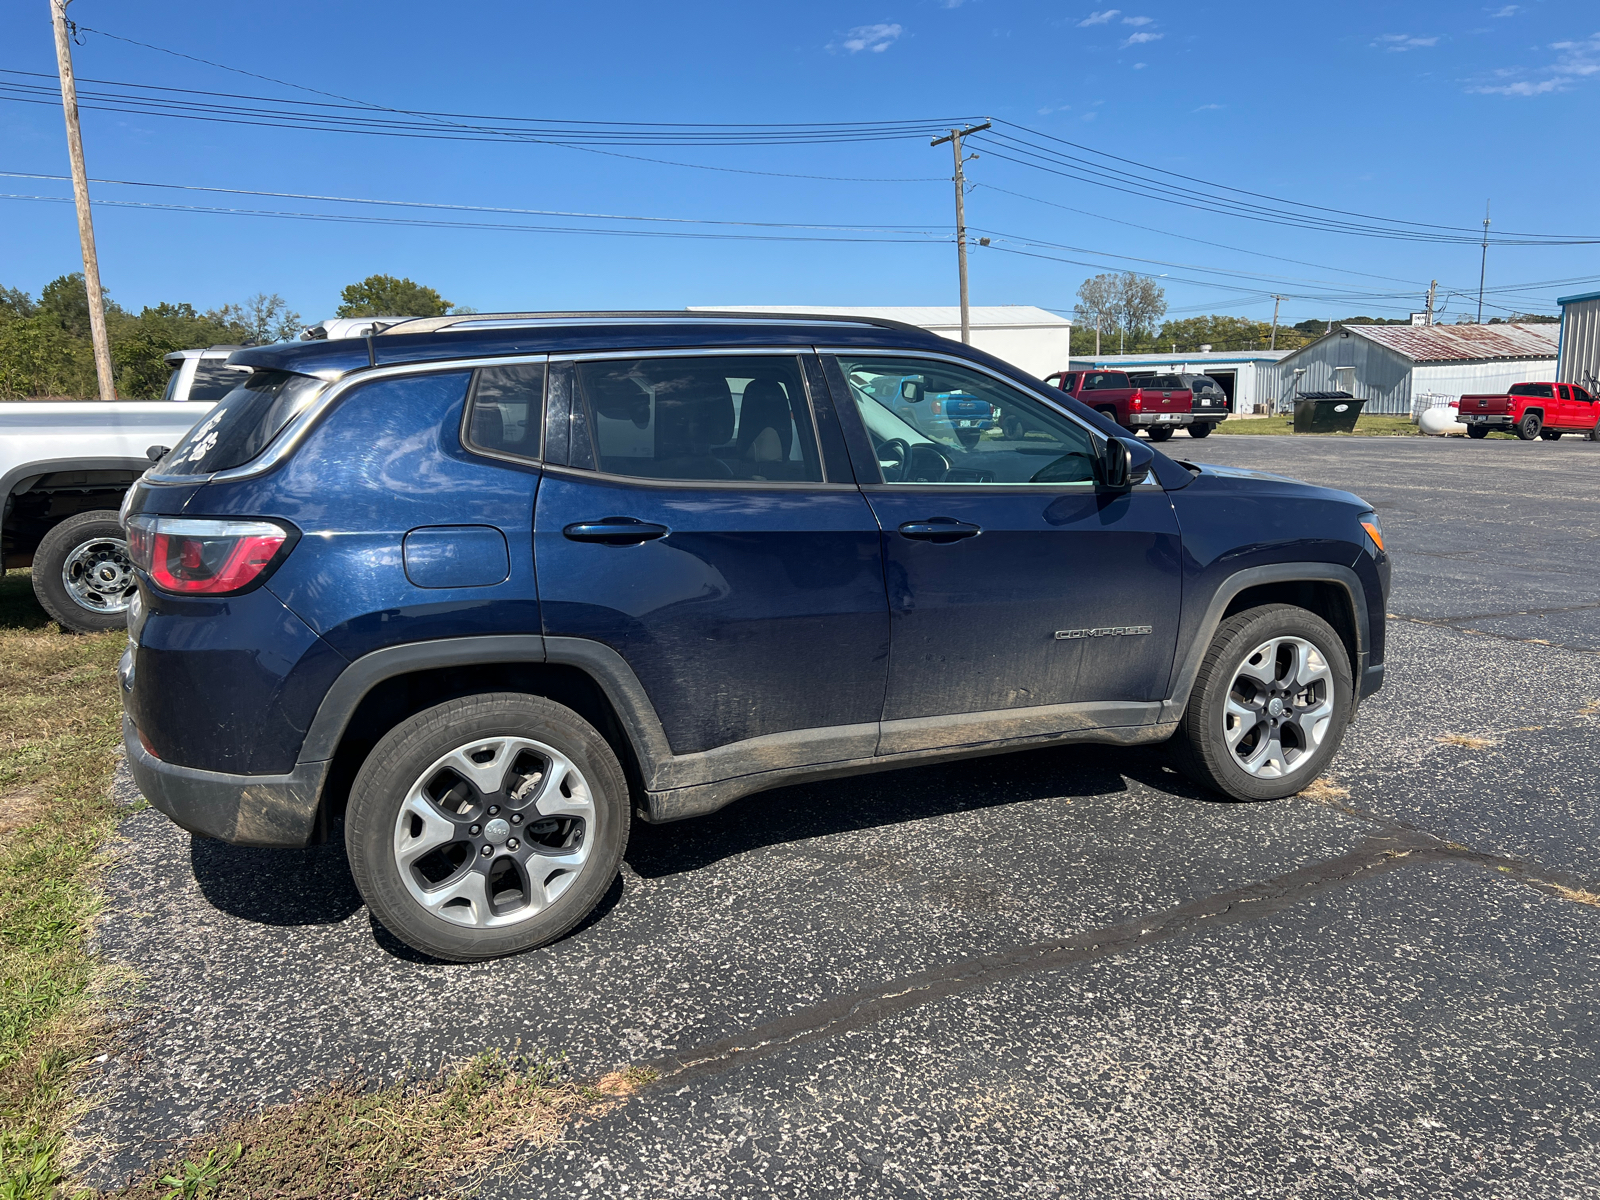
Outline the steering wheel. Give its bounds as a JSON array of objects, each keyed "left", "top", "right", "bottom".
[
  {"left": 878, "top": 438, "right": 912, "bottom": 482},
  {"left": 905, "top": 442, "right": 951, "bottom": 483}
]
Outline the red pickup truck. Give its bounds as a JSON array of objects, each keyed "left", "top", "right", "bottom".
[
  {"left": 1042, "top": 369, "right": 1203, "bottom": 441},
  {"left": 1458, "top": 382, "right": 1600, "bottom": 441}
]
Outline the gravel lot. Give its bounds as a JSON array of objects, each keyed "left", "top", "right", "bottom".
[{"left": 80, "top": 434, "right": 1600, "bottom": 1196}]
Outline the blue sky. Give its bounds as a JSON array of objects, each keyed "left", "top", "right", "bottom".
[{"left": 2, "top": 0, "right": 1596, "bottom": 330}]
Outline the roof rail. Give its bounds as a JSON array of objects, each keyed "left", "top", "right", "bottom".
[{"left": 377, "top": 310, "right": 930, "bottom": 337}]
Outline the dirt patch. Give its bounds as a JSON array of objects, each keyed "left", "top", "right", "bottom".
[
  {"left": 1300, "top": 776, "right": 1351, "bottom": 805},
  {"left": 1437, "top": 734, "right": 1500, "bottom": 750},
  {"left": 0, "top": 786, "right": 44, "bottom": 844},
  {"left": 101, "top": 1053, "right": 658, "bottom": 1199}
]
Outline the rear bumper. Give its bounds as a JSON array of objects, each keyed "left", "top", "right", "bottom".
[
  {"left": 1461, "top": 413, "right": 1511, "bottom": 427},
  {"left": 123, "top": 715, "right": 329, "bottom": 848},
  {"left": 1130, "top": 412, "right": 1192, "bottom": 426}
]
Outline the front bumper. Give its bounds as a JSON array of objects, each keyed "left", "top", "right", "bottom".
[
  {"left": 1131, "top": 412, "right": 1192, "bottom": 426},
  {"left": 123, "top": 715, "right": 330, "bottom": 848}
]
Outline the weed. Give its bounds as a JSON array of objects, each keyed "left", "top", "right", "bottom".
[
  {"left": 1300, "top": 776, "right": 1351, "bottom": 804},
  {"left": 1550, "top": 884, "right": 1600, "bottom": 908},
  {"left": 159, "top": 1144, "right": 241, "bottom": 1200}
]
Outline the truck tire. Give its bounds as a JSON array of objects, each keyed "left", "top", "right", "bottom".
[
  {"left": 1187, "top": 422, "right": 1213, "bottom": 438},
  {"left": 1169, "top": 603, "right": 1353, "bottom": 803},
  {"left": 1516, "top": 412, "right": 1543, "bottom": 441},
  {"left": 31, "top": 509, "right": 137, "bottom": 633},
  {"left": 1467, "top": 425, "right": 1489, "bottom": 439},
  {"left": 1587, "top": 427, "right": 1600, "bottom": 442},
  {"left": 1146, "top": 425, "right": 1175, "bottom": 443},
  {"left": 1540, "top": 430, "right": 1563, "bottom": 441},
  {"left": 345, "top": 692, "right": 630, "bottom": 961}
]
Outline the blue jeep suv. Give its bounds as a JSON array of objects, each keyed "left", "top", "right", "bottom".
[{"left": 119, "top": 312, "right": 1389, "bottom": 961}]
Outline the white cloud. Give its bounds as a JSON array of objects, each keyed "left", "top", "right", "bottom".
[
  {"left": 1133, "top": 61, "right": 1147, "bottom": 68},
  {"left": 834, "top": 23, "right": 904, "bottom": 53},
  {"left": 1375, "top": 33, "right": 1439, "bottom": 51},
  {"left": 1122, "top": 15, "right": 1154, "bottom": 25},
  {"left": 1469, "top": 31, "right": 1600, "bottom": 94},
  {"left": 1078, "top": 9, "right": 1119, "bottom": 25},
  {"left": 1122, "top": 30, "right": 1162, "bottom": 46},
  {"left": 1490, "top": 4, "right": 1519, "bottom": 15},
  {"left": 1194, "top": 103, "right": 1224, "bottom": 110},
  {"left": 1081, "top": 111, "right": 1098, "bottom": 121}
]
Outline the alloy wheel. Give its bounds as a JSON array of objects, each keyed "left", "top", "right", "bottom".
[
  {"left": 392, "top": 736, "right": 594, "bottom": 928},
  {"left": 1223, "top": 636, "right": 1335, "bottom": 779}
]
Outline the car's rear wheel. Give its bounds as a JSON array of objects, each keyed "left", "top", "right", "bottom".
[
  {"left": 1187, "top": 422, "right": 1213, "bottom": 438},
  {"left": 1170, "top": 604, "right": 1353, "bottom": 802},
  {"left": 32, "top": 509, "right": 137, "bottom": 633},
  {"left": 1146, "top": 425, "right": 1175, "bottom": 443},
  {"left": 1516, "top": 412, "right": 1543, "bottom": 440},
  {"left": 1467, "top": 425, "right": 1490, "bottom": 439},
  {"left": 346, "top": 693, "right": 630, "bottom": 961}
]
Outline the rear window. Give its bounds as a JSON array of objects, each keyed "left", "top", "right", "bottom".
[
  {"left": 190, "top": 358, "right": 252, "bottom": 403},
  {"left": 1509, "top": 383, "right": 1553, "bottom": 398},
  {"left": 1082, "top": 372, "right": 1130, "bottom": 390},
  {"left": 158, "top": 370, "right": 324, "bottom": 475}
]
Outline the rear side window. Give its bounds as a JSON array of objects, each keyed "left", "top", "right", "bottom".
[
  {"left": 190, "top": 358, "right": 251, "bottom": 403},
  {"left": 575, "top": 355, "right": 823, "bottom": 483},
  {"left": 1509, "top": 383, "right": 1553, "bottom": 398},
  {"left": 158, "top": 371, "right": 324, "bottom": 475},
  {"left": 463, "top": 363, "right": 544, "bottom": 461}
]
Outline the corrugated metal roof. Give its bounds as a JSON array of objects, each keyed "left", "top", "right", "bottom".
[
  {"left": 690, "top": 305, "right": 1071, "bottom": 329},
  {"left": 1345, "top": 322, "right": 1558, "bottom": 362}
]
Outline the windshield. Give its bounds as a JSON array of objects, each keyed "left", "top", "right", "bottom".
[{"left": 158, "top": 370, "right": 324, "bottom": 475}]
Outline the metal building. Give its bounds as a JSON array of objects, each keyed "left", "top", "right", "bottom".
[
  {"left": 1066, "top": 350, "right": 1293, "bottom": 415},
  {"left": 1557, "top": 290, "right": 1600, "bottom": 393},
  {"left": 689, "top": 306, "right": 1073, "bottom": 378},
  {"left": 1268, "top": 323, "right": 1559, "bottom": 416}
]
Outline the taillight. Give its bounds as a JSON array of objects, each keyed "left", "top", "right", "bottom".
[
  {"left": 125, "top": 515, "right": 296, "bottom": 595},
  {"left": 931, "top": 397, "right": 944, "bottom": 415},
  {"left": 1130, "top": 391, "right": 1143, "bottom": 412}
]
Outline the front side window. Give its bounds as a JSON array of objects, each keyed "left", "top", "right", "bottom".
[
  {"left": 1575, "top": 386, "right": 1594, "bottom": 403},
  {"left": 575, "top": 355, "right": 823, "bottom": 483},
  {"left": 463, "top": 362, "right": 544, "bottom": 461},
  {"left": 838, "top": 356, "right": 1101, "bottom": 486}
]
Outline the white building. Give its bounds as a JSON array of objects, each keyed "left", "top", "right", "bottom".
[
  {"left": 1271, "top": 323, "right": 1559, "bottom": 416},
  {"left": 1066, "top": 350, "right": 1293, "bottom": 416},
  {"left": 688, "top": 306, "right": 1073, "bottom": 378},
  {"left": 1557, "top": 289, "right": 1600, "bottom": 393}
]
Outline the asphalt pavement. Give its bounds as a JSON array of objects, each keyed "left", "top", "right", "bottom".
[{"left": 78, "top": 432, "right": 1600, "bottom": 1196}]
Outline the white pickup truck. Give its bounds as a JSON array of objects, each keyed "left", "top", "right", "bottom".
[{"left": 0, "top": 347, "right": 237, "bottom": 632}]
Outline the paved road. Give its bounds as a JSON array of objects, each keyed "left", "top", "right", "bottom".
[{"left": 80, "top": 434, "right": 1600, "bottom": 1196}]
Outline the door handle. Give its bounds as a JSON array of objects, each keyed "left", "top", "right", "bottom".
[
  {"left": 563, "top": 518, "right": 670, "bottom": 545},
  {"left": 898, "top": 518, "right": 982, "bottom": 543}
]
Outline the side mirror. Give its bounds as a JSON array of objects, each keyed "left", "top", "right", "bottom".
[
  {"left": 145, "top": 445, "right": 170, "bottom": 464},
  {"left": 1098, "top": 436, "right": 1153, "bottom": 492}
]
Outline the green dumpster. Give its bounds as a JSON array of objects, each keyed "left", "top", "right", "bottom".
[{"left": 1293, "top": 391, "right": 1366, "bottom": 433}]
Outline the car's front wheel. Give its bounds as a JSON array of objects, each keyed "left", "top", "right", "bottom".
[
  {"left": 1170, "top": 604, "right": 1353, "bottom": 802},
  {"left": 346, "top": 693, "right": 630, "bottom": 961}
]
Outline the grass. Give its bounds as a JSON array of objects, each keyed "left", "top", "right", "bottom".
[
  {"left": 1211, "top": 414, "right": 1424, "bottom": 437},
  {"left": 0, "top": 570, "right": 130, "bottom": 1199},
  {"left": 105, "top": 1053, "right": 656, "bottom": 1200}
]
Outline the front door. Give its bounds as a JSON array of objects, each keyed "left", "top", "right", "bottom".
[
  {"left": 825, "top": 353, "right": 1182, "bottom": 755},
  {"left": 534, "top": 352, "right": 888, "bottom": 766}
]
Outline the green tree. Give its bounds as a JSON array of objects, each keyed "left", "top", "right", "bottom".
[
  {"left": 336, "top": 274, "right": 452, "bottom": 318},
  {"left": 110, "top": 302, "right": 253, "bottom": 398},
  {"left": 0, "top": 312, "right": 93, "bottom": 398}
]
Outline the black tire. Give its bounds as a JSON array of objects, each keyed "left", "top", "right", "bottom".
[
  {"left": 1466, "top": 425, "right": 1490, "bottom": 439},
  {"left": 1540, "top": 430, "right": 1563, "bottom": 441},
  {"left": 1169, "top": 604, "right": 1354, "bottom": 802},
  {"left": 1187, "top": 422, "right": 1213, "bottom": 439},
  {"left": 1586, "top": 427, "right": 1600, "bottom": 442},
  {"left": 1516, "top": 412, "right": 1543, "bottom": 441},
  {"left": 346, "top": 693, "right": 630, "bottom": 961},
  {"left": 31, "top": 509, "right": 137, "bottom": 633},
  {"left": 1146, "top": 425, "right": 1175, "bottom": 443}
]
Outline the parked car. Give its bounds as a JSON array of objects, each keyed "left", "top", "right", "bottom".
[
  {"left": 852, "top": 371, "right": 996, "bottom": 448},
  {"left": 1132, "top": 372, "right": 1230, "bottom": 432},
  {"left": 1, "top": 372, "right": 221, "bottom": 630},
  {"left": 1042, "top": 369, "right": 1196, "bottom": 441},
  {"left": 119, "top": 311, "right": 1390, "bottom": 961},
  {"left": 1457, "top": 382, "right": 1599, "bottom": 441}
]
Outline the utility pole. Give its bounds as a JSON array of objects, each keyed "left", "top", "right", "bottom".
[
  {"left": 1425, "top": 279, "right": 1437, "bottom": 326},
  {"left": 1476, "top": 200, "right": 1490, "bottom": 325},
  {"left": 1269, "top": 295, "right": 1282, "bottom": 351},
  {"left": 1094, "top": 317, "right": 1100, "bottom": 357},
  {"left": 931, "top": 120, "right": 990, "bottom": 344},
  {"left": 48, "top": 0, "right": 115, "bottom": 400}
]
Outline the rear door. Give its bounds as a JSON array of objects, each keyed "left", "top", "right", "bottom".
[
  {"left": 824, "top": 351, "right": 1182, "bottom": 755},
  {"left": 533, "top": 351, "right": 888, "bottom": 764}
]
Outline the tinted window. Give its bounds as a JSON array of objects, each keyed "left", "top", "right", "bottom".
[
  {"left": 576, "top": 356, "right": 823, "bottom": 483},
  {"left": 463, "top": 363, "right": 544, "bottom": 461},
  {"left": 1557, "top": 385, "right": 1571, "bottom": 400},
  {"left": 158, "top": 371, "right": 324, "bottom": 475},
  {"left": 1509, "top": 383, "right": 1554, "bottom": 398},
  {"left": 839, "top": 356, "right": 1101, "bottom": 486},
  {"left": 190, "top": 358, "right": 251, "bottom": 403},
  {"left": 1575, "top": 387, "right": 1594, "bottom": 402},
  {"left": 1083, "top": 372, "right": 1130, "bottom": 390}
]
